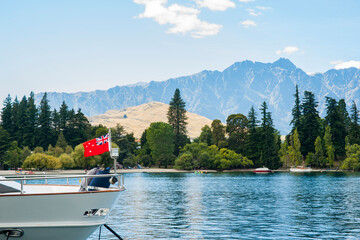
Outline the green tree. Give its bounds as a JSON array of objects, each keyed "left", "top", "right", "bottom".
[
  {"left": 348, "top": 101, "right": 360, "bottom": 145},
  {"left": 73, "top": 109, "right": 91, "bottom": 145},
  {"left": 214, "top": 148, "right": 253, "bottom": 170},
  {"left": 324, "top": 126, "right": 335, "bottom": 168},
  {"left": 258, "top": 102, "right": 280, "bottom": 169},
  {"left": 52, "top": 109, "right": 60, "bottom": 136},
  {"left": 279, "top": 140, "right": 290, "bottom": 168},
  {"left": 111, "top": 124, "right": 136, "bottom": 164},
  {"left": 3, "top": 141, "right": 22, "bottom": 169},
  {"left": 226, "top": 113, "right": 248, "bottom": 155},
  {"left": 0, "top": 127, "right": 11, "bottom": 169},
  {"left": 66, "top": 109, "right": 91, "bottom": 147},
  {"left": 174, "top": 153, "right": 193, "bottom": 170},
  {"left": 1, "top": 95, "right": 12, "bottom": 135},
  {"left": 245, "top": 106, "right": 260, "bottom": 165},
  {"left": 146, "top": 122, "right": 175, "bottom": 167},
  {"left": 300, "top": 91, "right": 320, "bottom": 156},
  {"left": 338, "top": 99, "right": 350, "bottom": 132},
  {"left": 138, "top": 129, "right": 151, "bottom": 160},
  {"left": 65, "top": 145, "right": 73, "bottom": 154},
  {"left": 71, "top": 144, "right": 101, "bottom": 169},
  {"left": 179, "top": 142, "right": 209, "bottom": 169},
  {"left": 211, "top": 119, "right": 226, "bottom": 148},
  {"left": 59, "top": 153, "right": 75, "bottom": 169},
  {"left": 23, "top": 92, "right": 38, "bottom": 149},
  {"left": 21, "top": 146, "right": 32, "bottom": 164},
  {"left": 11, "top": 97, "right": 19, "bottom": 143},
  {"left": 53, "top": 147, "right": 64, "bottom": 158},
  {"left": 56, "top": 131, "right": 68, "bottom": 149},
  {"left": 325, "top": 97, "right": 346, "bottom": 157},
  {"left": 59, "top": 101, "right": 69, "bottom": 131},
  {"left": 314, "top": 136, "right": 326, "bottom": 167},
  {"left": 290, "top": 85, "right": 302, "bottom": 133},
  {"left": 341, "top": 144, "right": 360, "bottom": 171},
  {"left": 15, "top": 96, "right": 28, "bottom": 147},
  {"left": 34, "top": 146, "right": 44, "bottom": 154},
  {"left": 37, "top": 93, "right": 54, "bottom": 149},
  {"left": 167, "top": 88, "right": 188, "bottom": 156},
  {"left": 23, "top": 153, "right": 61, "bottom": 170},
  {"left": 95, "top": 126, "right": 108, "bottom": 138},
  {"left": 288, "top": 129, "right": 302, "bottom": 166},
  {"left": 199, "top": 125, "right": 213, "bottom": 146}
]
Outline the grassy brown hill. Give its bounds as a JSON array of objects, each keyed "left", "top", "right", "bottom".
[{"left": 88, "top": 101, "right": 213, "bottom": 139}]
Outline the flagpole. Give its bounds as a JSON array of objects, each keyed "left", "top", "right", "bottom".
[{"left": 108, "top": 128, "right": 116, "bottom": 174}]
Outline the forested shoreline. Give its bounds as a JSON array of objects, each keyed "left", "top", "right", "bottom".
[{"left": 1, "top": 86, "right": 360, "bottom": 171}]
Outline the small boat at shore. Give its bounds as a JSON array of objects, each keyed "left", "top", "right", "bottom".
[
  {"left": 289, "top": 166, "right": 313, "bottom": 172},
  {"left": 253, "top": 167, "right": 272, "bottom": 173}
]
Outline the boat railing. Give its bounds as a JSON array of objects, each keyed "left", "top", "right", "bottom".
[{"left": 0, "top": 174, "right": 125, "bottom": 194}]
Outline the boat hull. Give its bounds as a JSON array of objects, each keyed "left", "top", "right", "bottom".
[
  {"left": 0, "top": 225, "right": 98, "bottom": 240},
  {"left": 253, "top": 167, "right": 272, "bottom": 173},
  {"left": 0, "top": 187, "right": 122, "bottom": 240},
  {"left": 289, "top": 168, "right": 312, "bottom": 172},
  {"left": 253, "top": 170, "right": 272, "bottom": 173}
]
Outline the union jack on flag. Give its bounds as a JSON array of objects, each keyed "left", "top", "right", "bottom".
[{"left": 96, "top": 133, "right": 109, "bottom": 146}]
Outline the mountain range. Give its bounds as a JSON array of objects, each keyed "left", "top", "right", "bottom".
[{"left": 35, "top": 58, "right": 360, "bottom": 134}]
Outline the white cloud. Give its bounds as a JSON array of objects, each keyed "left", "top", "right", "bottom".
[
  {"left": 196, "top": 0, "right": 236, "bottom": 11},
  {"left": 247, "top": 9, "right": 261, "bottom": 16},
  {"left": 256, "top": 6, "right": 272, "bottom": 11},
  {"left": 241, "top": 20, "right": 256, "bottom": 28},
  {"left": 331, "top": 60, "right": 360, "bottom": 70},
  {"left": 276, "top": 46, "right": 300, "bottom": 55},
  {"left": 134, "top": 0, "right": 222, "bottom": 38},
  {"left": 239, "top": 0, "right": 254, "bottom": 2}
]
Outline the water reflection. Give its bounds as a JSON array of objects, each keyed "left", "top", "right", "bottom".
[{"left": 90, "top": 172, "right": 360, "bottom": 239}]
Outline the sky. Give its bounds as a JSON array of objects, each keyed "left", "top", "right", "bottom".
[{"left": 1, "top": 0, "right": 360, "bottom": 102}]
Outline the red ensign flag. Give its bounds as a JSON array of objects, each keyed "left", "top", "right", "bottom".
[{"left": 82, "top": 133, "right": 109, "bottom": 157}]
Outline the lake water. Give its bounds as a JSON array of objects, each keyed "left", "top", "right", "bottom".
[{"left": 89, "top": 172, "right": 360, "bottom": 239}]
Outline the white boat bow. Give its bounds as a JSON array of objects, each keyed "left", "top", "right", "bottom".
[{"left": 0, "top": 173, "right": 125, "bottom": 240}]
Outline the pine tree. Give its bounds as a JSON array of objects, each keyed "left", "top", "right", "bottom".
[
  {"left": 167, "top": 89, "right": 188, "bottom": 156},
  {"left": 1, "top": 95, "right": 12, "bottom": 136},
  {"left": 23, "top": 92, "right": 38, "bottom": 149},
  {"left": 325, "top": 97, "right": 346, "bottom": 157},
  {"left": 52, "top": 109, "right": 60, "bottom": 136},
  {"left": 55, "top": 131, "right": 68, "bottom": 149},
  {"left": 59, "top": 101, "right": 69, "bottom": 138},
  {"left": 338, "top": 99, "right": 350, "bottom": 130},
  {"left": 11, "top": 97, "right": 19, "bottom": 142},
  {"left": 290, "top": 85, "right": 301, "bottom": 132},
  {"left": 16, "top": 96, "right": 28, "bottom": 147},
  {"left": 65, "top": 109, "right": 76, "bottom": 146},
  {"left": 71, "top": 109, "right": 91, "bottom": 146},
  {"left": 0, "top": 126, "right": 11, "bottom": 169},
  {"left": 258, "top": 102, "right": 280, "bottom": 169},
  {"left": 37, "top": 93, "right": 54, "bottom": 149},
  {"left": 300, "top": 91, "right": 320, "bottom": 156},
  {"left": 349, "top": 101, "right": 360, "bottom": 144},
  {"left": 245, "top": 106, "right": 260, "bottom": 164}
]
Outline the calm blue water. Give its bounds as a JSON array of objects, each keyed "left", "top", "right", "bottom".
[{"left": 88, "top": 172, "right": 360, "bottom": 240}]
